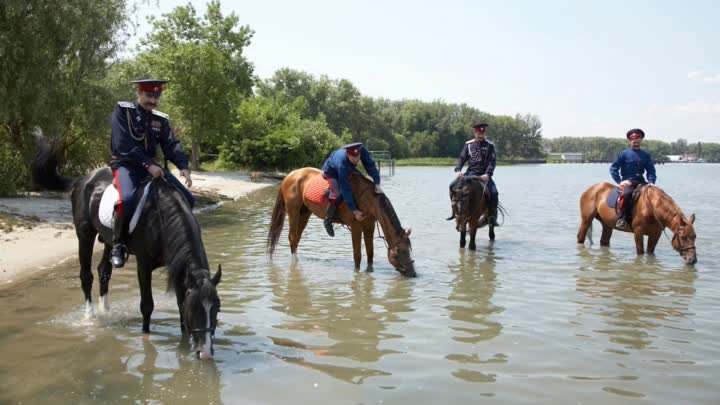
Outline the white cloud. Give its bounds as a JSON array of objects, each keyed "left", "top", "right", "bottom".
[
  {"left": 672, "top": 101, "right": 720, "bottom": 114},
  {"left": 687, "top": 70, "right": 720, "bottom": 83}
]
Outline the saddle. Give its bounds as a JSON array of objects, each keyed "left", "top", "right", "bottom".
[
  {"left": 304, "top": 173, "right": 348, "bottom": 208},
  {"left": 606, "top": 184, "right": 646, "bottom": 218},
  {"left": 98, "top": 181, "right": 153, "bottom": 233}
]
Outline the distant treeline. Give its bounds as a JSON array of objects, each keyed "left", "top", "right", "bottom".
[
  {"left": 0, "top": 1, "right": 544, "bottom": 195},
  {"left": 543, "top": 137, "right": 720, "bottom": 162}
]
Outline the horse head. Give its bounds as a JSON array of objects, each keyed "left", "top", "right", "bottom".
[
  {"left": 387, "top": 228, "right": 415, "bottom": 277},
  {"left": 183, "top": 265, "right": 222, "bottom": 359},
  {"left": 671, "top": 214, "right": 697, "bottom": 265}
]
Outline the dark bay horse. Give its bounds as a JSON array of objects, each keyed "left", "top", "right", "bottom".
[
  {"left": 449, "top": 176, "right": 499, "bottom": 250},
  {"left": 267, "top": 167, "right": 416, "bottom": 277},
  {"left": 577, "top": 182, "right": 697, "bottom": 265}
]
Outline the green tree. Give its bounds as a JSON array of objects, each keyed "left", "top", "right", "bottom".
[
  {"left": 140, "top": 0, "right": 255, "bottom": 169},
  {"left": 0, "top": 0, "right": 131, "bottom": 187}
]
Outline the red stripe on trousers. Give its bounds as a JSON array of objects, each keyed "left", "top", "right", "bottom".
[{"left": 112, "top": 168, "right": 123, "bottom": 217}]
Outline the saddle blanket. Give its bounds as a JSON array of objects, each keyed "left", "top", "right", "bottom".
[
  {"left": 606, "top": 185, "right": 645, "bottom": 209},
  {"left": 98, "top": 182, "right": 152, "bottom": 233},
  {"left": 304, "top": 174, "right": 330, "bottom": 206}
]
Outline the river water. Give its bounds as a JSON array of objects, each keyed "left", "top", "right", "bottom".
[{"left": 1, "top": 164, "right": 718, "bottom": 405}]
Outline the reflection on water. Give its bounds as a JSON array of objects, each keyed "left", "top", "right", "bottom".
[
  {"left": 445, "top": 246, "right": 505, "bottom": 385},
  {"left": 1, "top": 165, "right": 719, "bottom": 404},
  {"left": 575, "top": 246, "right": 696, "bottom": 352}
]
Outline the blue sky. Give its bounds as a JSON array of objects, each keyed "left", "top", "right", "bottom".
[{"left": 130, "top": 0, "right": 720, "bottom": 143}]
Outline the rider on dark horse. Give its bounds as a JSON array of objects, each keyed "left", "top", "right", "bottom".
[
  {"left": 320, "top": 142, "right": 382, "bottom": 237},
  {"left": 109, "top": 79, "right": 194, "bottom": 268},
  {"left": 610, "top": 128, "right": 657, "bottom": 229},
  {"left": 449, "top": 122, "right": 500, "bottom": 226}
]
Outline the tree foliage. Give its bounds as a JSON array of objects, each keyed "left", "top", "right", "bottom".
[{"left": 139, "top": 0, "right": 255, "bottom": 169}]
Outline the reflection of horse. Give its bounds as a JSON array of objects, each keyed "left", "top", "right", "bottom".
[
  {"left": 267, "top": 167, "right": 416, "bottom": 277},
  {"left": 575, "top": 248, "right": 697, "bottom": 350},
  {"left": 577, "top": 182, "right": 697, "bottom": 265},
  {"left": 450, "top": 176, "right": 500, "bottom": 249}
]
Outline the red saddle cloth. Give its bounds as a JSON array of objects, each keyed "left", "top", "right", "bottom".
[{"left": 304, "top": 174, "right": 330, "bottom": 207}]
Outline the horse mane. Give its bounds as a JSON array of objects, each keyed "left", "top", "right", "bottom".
[
  {"left": 646, "top": 186, "right": 684, "bottom": 224},
  {"left": 350, "top": 172, "right": 405, "bottom": 237},
  {"left": 153, "top": 179, "right": 209, "bottom": 292}
]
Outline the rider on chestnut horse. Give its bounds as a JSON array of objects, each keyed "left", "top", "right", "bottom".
[
  {"left": 610, "top": 128, "right": 657, "bottom": 229},
  {"left": 320, "top": 142, "right": 382, "bottom": 237}
]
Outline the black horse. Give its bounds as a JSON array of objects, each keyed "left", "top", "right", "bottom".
[
  {"left": 34, "top": 144, "right": 222, "bottom": 359},
  {"left": 449, "top": 176, "right": 504, "bottom": 250}
]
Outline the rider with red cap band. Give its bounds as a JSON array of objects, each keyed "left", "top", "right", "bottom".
[
  {"left": 109, "top": 79, "right": 194, "bottom": 268},
  {"left": 610, "top": 128, "right": 657, "bottom": 229},
  {"left": 320, "top": 142, "right": 381, "bottom": 237}
]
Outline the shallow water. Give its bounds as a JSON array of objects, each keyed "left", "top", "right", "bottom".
[{"left": 1, "top": 164, "right": 718, "bottom": 404}]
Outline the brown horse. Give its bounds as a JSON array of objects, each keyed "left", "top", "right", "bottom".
[
  {"left": 577, "top": 182, "right": 697, "bottom": 265},
  {"left": 451, "top": 176, "right": 497, "bottom": 249},
  {"left": 267, "top": 167, "right": 416, "bottom": 277}
]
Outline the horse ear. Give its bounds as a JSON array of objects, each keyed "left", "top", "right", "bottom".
[
  {"left": 688, "top": 213, "right": 695, "bottom": 224},
  {"left": 405, "top": 228, "right": 412, "bottom": 236},
  {"left": 212, "top": 264, "right": 222, "bottom": 286}
]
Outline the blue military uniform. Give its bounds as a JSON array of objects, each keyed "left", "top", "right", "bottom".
[
  {"left": 610, "top": 128, "right": 656, "bottom": 228},
  {"left": 450, "top": 124, "right": 500, "bottom": 225},
  {"left": 320, "top": 143, "right": 380, "bottom": 236},
  {"left": 109, "top": 79, "right": 194, "bottom": 268}
]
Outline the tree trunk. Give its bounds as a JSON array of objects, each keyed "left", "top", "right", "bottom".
[{"left": 191, "top": 141, "right": 200, "bottom": 171}]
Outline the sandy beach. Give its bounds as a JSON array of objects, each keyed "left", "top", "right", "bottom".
[{"left": 0, "top": 170, "right": 276, "bottom": 289}]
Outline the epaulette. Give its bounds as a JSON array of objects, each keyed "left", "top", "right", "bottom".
[
  {"left": 486, "top": 140, "right": 494, "bottom": 145},
  {"left": 118, "top": 101, "right": 134, "bottom": 108},
  {"left": 152, "top": 110, "right": 169, "bottom": 119},
  {"left": 465, "top": 139, "right": 475, "bottom": 144}
]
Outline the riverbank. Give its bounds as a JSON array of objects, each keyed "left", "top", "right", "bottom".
[{"left": 0, "top": 170, "right": 277, "bottom": 289}]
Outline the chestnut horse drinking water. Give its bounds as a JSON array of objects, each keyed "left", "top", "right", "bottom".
[
  {"left": 577, "top": 182, "right": 697, "bottom": 265},
  {"left": 267, "top": 167, "right": 416, "bottom": 277}
]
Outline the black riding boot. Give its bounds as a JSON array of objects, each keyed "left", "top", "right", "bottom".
[
  {"left": 616, "top": 210, "right": 627, "bottom": 229},
  {"left": 488, "top": 197, "right": 500, "bottom": 227},
  {"left": 446, "top": 189, "right": 457, "bottom": 220},
  {"left": 110, "top": 210, "right": 128, "bottom": 268},
  {"left": 324, "top": 203, "right": 337, "bottom": 237}
]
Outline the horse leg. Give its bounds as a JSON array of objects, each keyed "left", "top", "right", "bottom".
[
  {"left": 468, "top": 222, "right": 478, "bottom": 251},
  {"left": 136, "top": 258, "right": 154, "bottom": 333},
  {"left": 647, "top": 231, "right": 661, "bottom": 254},
  {"left": 577, "top": 201, "right": 596, "bottom": 244},
  {"left": 78, "top": 233, "right": 96, "bottom": 318},
  {"left": 176, "top": 285, "right": 187, "bottom": 333},
  {"left": 362, "top": 220, "right": 375, "bottom": 269},
  {"left": 600, "top": 223, "right": 613, "bottom": 247},
  {"left": 460, "top": 224, "right": 467, "bottom": 248},
  {"left": 286, "top": 203, "right": 304, "bottom": 260},
  {"left": 488, "top": 225, "right": 495, "bottom": 241},
  {"left": 633, "top": 229, "right": 645, "bottom": 255},
  {"left": 351, "top": 224, "right": 363, "bottom": 269},
  {"left": 97, "top": 244, "right": 113, "bottom": 313}
]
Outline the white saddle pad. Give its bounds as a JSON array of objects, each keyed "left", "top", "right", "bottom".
[{"left": 98, "top": 182, "right": 152, "bottom": 234}]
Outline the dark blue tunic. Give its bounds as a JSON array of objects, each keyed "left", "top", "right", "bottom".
[
  {"left": 610, "top": 148, "right": 656, "bottom": 184},
  {"left": 321, "top": 146, "right": 380, "bottom": 212}
]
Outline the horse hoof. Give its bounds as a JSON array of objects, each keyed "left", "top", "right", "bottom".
[{"left": 84, "top": 301, "right": 95, "bottom": 320}]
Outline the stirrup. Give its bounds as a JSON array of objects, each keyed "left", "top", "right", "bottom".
[
  {"left": 615, "top": 218, "right": 626, "bottom": 229},
  {"left": 110, "top": 244, "right": 128, "bottom": 268}
]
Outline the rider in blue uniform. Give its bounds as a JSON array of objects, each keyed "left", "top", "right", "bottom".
[
  {"left": 610, "top": 128, "right": 657, "bottom": 229},
  {"left": 109, "top": 79, "right": 194, "bottom": 268},
  {"left": 449, "top": 122, "right": 499, "bottom": 226},
  {"left": 321, "top": 142, "right": 382, "bottom": 237}
]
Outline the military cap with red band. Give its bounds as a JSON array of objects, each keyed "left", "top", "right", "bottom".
[
  {"left": 626, "top": 128, "right": 645, "bottom": 140},
  {"left": 131, "top": 79, "right": 169, "bottom": 95},
  {"left": 472, "top": 122, "right": 489, "bottom": 132},
  {"left": 343, "top": 142, "right": 363, "bottom": 157}
]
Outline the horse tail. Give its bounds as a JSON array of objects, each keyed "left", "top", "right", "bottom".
[
  {"left": 31, "top": 129, "right": 77, "bottom": 191},
  {"left": 266, "top": 190, "right": 286, "bottom": 256}
]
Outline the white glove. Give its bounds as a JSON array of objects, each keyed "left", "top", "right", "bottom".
[{"left": 375, "top": 185, "right": 384, "bottom": 194}]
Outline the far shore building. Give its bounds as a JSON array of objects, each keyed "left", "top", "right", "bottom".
[{"left": 547, "top": 152, "right": 584, "bottom": 162}]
